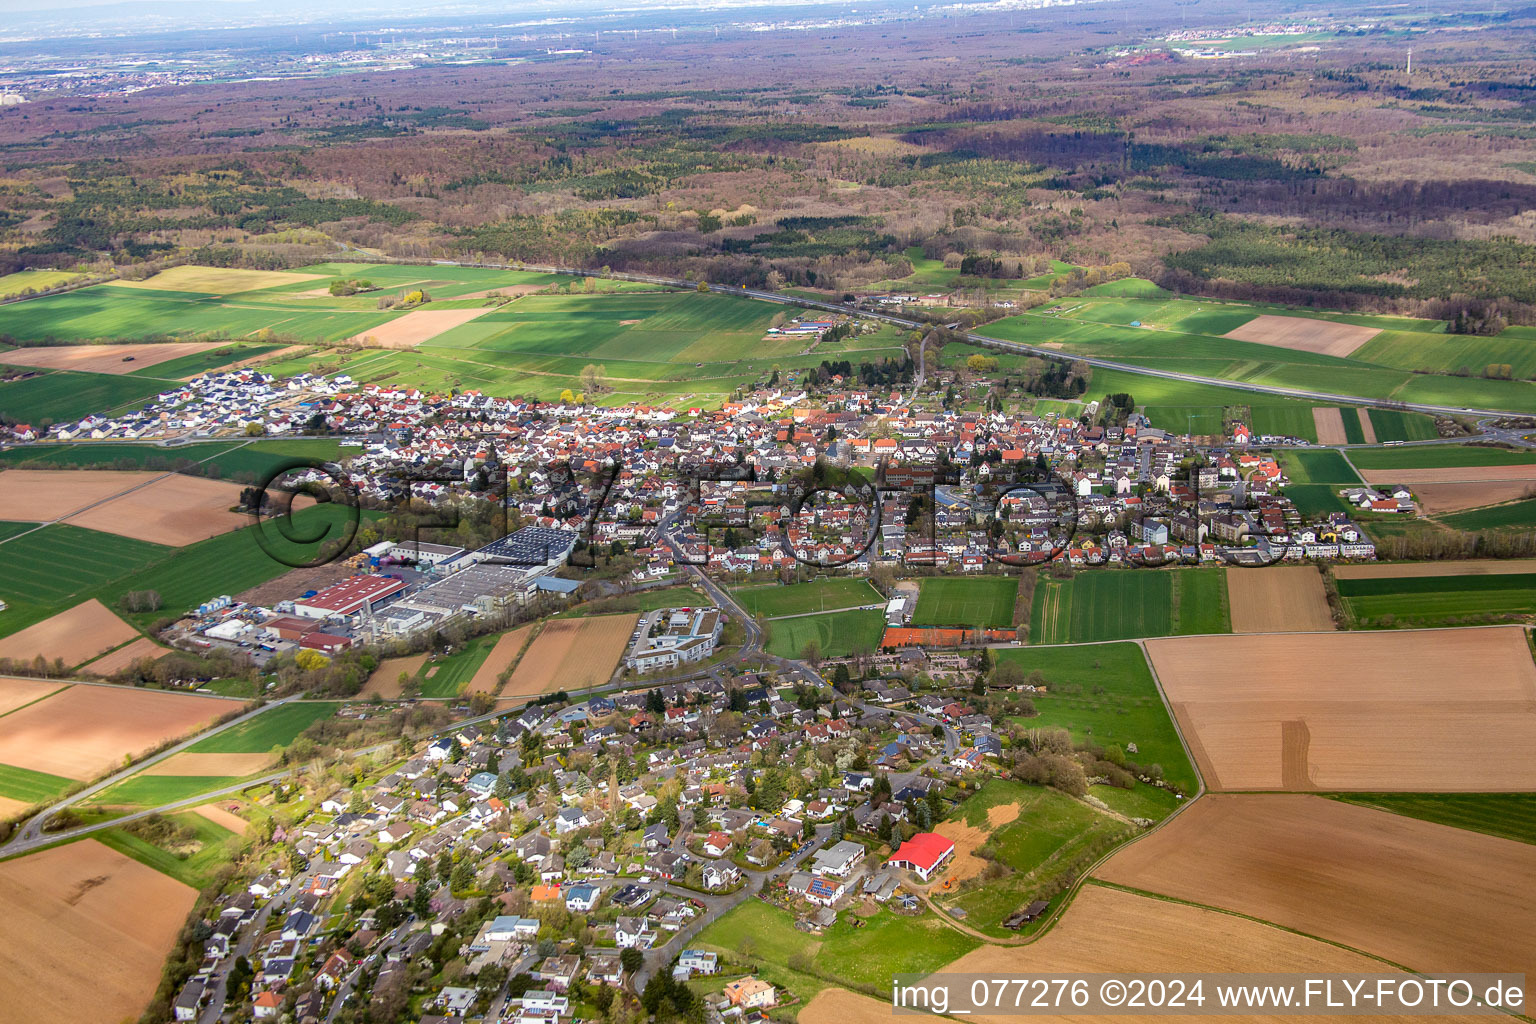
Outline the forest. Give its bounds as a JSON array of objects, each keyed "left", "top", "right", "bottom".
[{"left": 5, "top": 0, "right": 1536, "bottom": 320}]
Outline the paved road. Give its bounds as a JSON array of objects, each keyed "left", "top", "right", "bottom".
[{"left": 8, "top": 698, "right": 294, "bottom": 848}]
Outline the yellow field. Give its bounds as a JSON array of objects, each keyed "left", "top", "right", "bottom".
[
  {"left": 114, "top": 265, "right": 325, "bottom": 294},
  {"left": 0, "top": 269, "right": 81, "bottom": 299}
]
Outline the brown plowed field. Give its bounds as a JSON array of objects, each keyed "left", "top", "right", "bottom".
[
  {"left": 467, "top": 623, "right": 536, "bottom": 694},
  {"left": 0, "top": 469, "right": 159, "bottom": 521},
  {"left": 65, "top": 472, "right": 246, "bottom": 545},
  {"left": 1226, "top": 566, "right": 1335, "bottom": 632},
  {"left": 0, "top": 341, "right": 222, "bottom": 375},
  {"left": 1146, "top": 627, "right": 1536, "bottom": 791},
  {"left": 192, "top": 802, "right": 249, "bottom": 834},
  {"left": 504, "top": 613, "right": 637, "bottom": 696},
  {"left": 0, "top": 677, "right": 68, "bottom": 716},
  {"left": 359, "top": 653, "right": 427, "bottom": 698},
  {"left": 928, "top": 885, "right": 1471, "bottom": 1024},
  {"left": 1311, "top": 407, "right": 1348, "bottom": 445},
  {"left": 1356, "top": 408, "right": 1377, "bottom": 444},
  {"left": 1360, "top": 465, "right": 1536, "bottom": 513},
  {"left": 1095, "top": 794, "right": 1536, "bottom": 983},
  {"left": 80, "top": 637, "right": 168, "bottom": 676},
  {"left": 1416, "top": 481, "right": 1536, "bottom": 514},
  {"left": 141, "top": 751, "right": 274, "bottom": 776},
  {"left": 0, "top": 599, "right": 140, "bottom": 667},
  {"left": 348, "top": 307, "right": 491, "bottom": 349},
  {"left": 1224, "top": 314, "right": 1380, "bottom": 357},
  {"left": 1335, "top": 558, "right": 1536, "bottom": 578},
  {"left": 0, "top": 839, "right": 197, "bottom": 1024},
  {"left": 0, "top": 684, "right": 230, "bottom": 780}
]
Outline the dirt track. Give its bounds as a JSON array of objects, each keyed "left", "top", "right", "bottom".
[
  {"left": 1226, "top": 566, "right": 1335, "bottom": 633},
  {"left": 1146, "top": 627, "right": 1536, "bottom": 791},
  {"left": 0, "top": 839, "right": 197, "bottom": 1024},
  {"left": 1095, "top": 794, "right": 1536, "bottom": 983}
]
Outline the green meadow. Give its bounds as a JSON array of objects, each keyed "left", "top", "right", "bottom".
[{"left": 1029, "top": 569, "right": 1229, "bottom": 645}]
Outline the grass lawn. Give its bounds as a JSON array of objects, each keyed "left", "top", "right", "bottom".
[
  {"left": 692, "top": 899, "right": 978, "bottom": 995},
  {"left": 1347, "top": 444, "right": 1536, "bottom": 471},
  {"left": 95, "top": 811, "right": 242, "bottom": 889},
  {"left": 1282, "top": 483, "right": 1356, "bottom": 519},
  {"left": 911, "top": 577, "right": 1019, "bottom": 628},
  {"left": 188, "top": 702, "right": 340, "bottom": 753},
  {"left": 1336, "top": 573, "right": 1536, "bottom": 625},
  {"left": 939, "top": 780, "right": 1134, "bottom": 937},
  {"left": 0, "top": 761, "right": 74, "bottom": 806},
  {"left": 731, "top": 578, "right": 883, "bottom": 619},
  {"left": 764, "top": 609, "right": 885, "bottom": 658},
  {"left": 1327, "top": 793, "right": 1536, "bottom": 846},
  {"left": 419, "top": 636, "right": 497, "bottom": 698},
  {"left": 995, "top": 641, "right": 1199, "bottom": 794},
  {"left": 1029, "top": 569, "right": 1228, "bottom": 644}
]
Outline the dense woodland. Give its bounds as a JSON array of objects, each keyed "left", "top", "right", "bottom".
[{"left": 6, "top": 0, "right": 1536, "bottom": 319}]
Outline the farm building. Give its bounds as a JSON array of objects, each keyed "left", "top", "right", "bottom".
[
  {"left": 886, "top": 832, "right": 956, "bottom": 881},
  {"left": 292, "top": 575, "right": 407, "bottom": 619}
]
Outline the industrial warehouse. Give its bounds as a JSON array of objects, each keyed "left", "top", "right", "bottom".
[{"left": 178, "top": 526, "right": 579, "bottom": 660}]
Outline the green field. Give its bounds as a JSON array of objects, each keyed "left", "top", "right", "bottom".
[
  {"left": 1347, "top": 444, "right": 1536, "bottom": 471},
  {"left": 763, "top": 608, "right": 885, "bottom": 658},
  {"left": 1327, "top": 793, "right": 1536, "bottom": 846},
  {"left": 911, "top": 577, "right": 1019, "bottom": 628},
  {"left": 0, "top": 438, "right": 342, "bottom": 480},
  {"left": 731, "top": 578, "right": 883, "bottom": 618},
  {"left": 939, "top": 780, "right": 1135, "bottom": 937},
  {"left": 1336, "top": 573, "right": 1536, "bottom": 625},
  {"left": 1029, "top": 569, "right": 1228, "bottom": 645},
  {"left": 0, "top": 521, "right": 38, "bottom": 542},
  {"left": 95, "top": 811, "right": 241, "bottom": 889},
  {"left": 128, "top": 342, "right": 283, "bottom": 379},
  {"left": 187, "top": 702, "right": 340, "bottom": 753},
  {"left": 0, "top": 524, "right": 174, "bottom": 639},
  {"left": 995, "top": 641, "right": 1199, "bottom": 794},
  {"left": 0, "top": 762, "right": 74, "bottom": 808},
  {"left": 1279, "top": 449, "right": 1362, "bottom": 484},
  {"left": 0, "top": 503, "right": 379, "bottom": 637},
  {"left": 1440, "top": 499, "right": 1536, "bottom": 531},
  {"left": 0, "top": 282, "right": 404, "bottom": 344},
  {"left": 693, "top": 898, "right": 978, "bottom": 995},
  {"left": 0, "top": 269, "right": 83, "bottom": 299},
  {"left": 0, "top": 370, "right": 171, "bottom": 422},
  {"left": 87, "top": 774, "right": 246, "bottom": 808},
  {"left": 978, "top": 296, "right": 1536, "bottom": 415}
]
